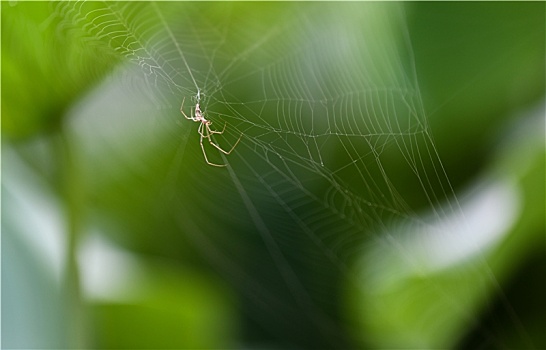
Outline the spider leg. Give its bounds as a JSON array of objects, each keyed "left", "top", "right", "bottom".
[
  {"left": 199, "top": 124, "right": 226, "bottom": 167},
  {"left": 181, "top": 97, "right": 200, "bottom": 121},
  {"left": 208, "top": 122, "right": 227, "bottom": 135},
  {"left": 180, "top": 97, "right": 192, "bottom": 120},
  {"left": 198, "top": 123, "right": 208, "bottom": 138},
  {"left": 207, "top": 124, "right": 243, "bottom": 155}
]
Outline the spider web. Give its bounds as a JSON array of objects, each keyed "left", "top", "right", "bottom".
[{"left": 50, "top": 2, "right": 532, "bottom": 348}]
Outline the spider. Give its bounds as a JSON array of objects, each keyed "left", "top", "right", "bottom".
[{"left": 180, "top": 97, "right": 242, "bottom": 167}]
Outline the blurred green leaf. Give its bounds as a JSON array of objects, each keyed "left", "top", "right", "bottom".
[
  {"left": 347, "top": 111, "right": 545, "bottom": 348},
  {"left": 90, "top": 261, "right": 238, "bottom": 349},
  {"left": 2, "top": 2, "right": 118, "bottom": 139}
]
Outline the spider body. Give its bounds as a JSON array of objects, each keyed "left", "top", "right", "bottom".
[{"left": 180, "top": 97, "right": 241, "bottom": 167}]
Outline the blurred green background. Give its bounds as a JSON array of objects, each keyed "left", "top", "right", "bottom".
[{"left": 2, "top": 2, "right": 544, "bottom": 349}]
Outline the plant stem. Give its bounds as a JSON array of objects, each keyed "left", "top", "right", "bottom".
[{"left": 57, "top": 126, "right": 86, "bottom": 348}]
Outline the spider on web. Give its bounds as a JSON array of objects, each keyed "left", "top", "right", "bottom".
[{"left": 180, "top": 96, "right": 242, "bottom": 167}]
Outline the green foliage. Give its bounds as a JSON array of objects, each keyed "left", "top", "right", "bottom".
[
  {"left": 2, "top": 2, "right": 118, "bottom": 138},
  {"left": 2, "top": 2, "right": 544, "bottom": 349}
]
